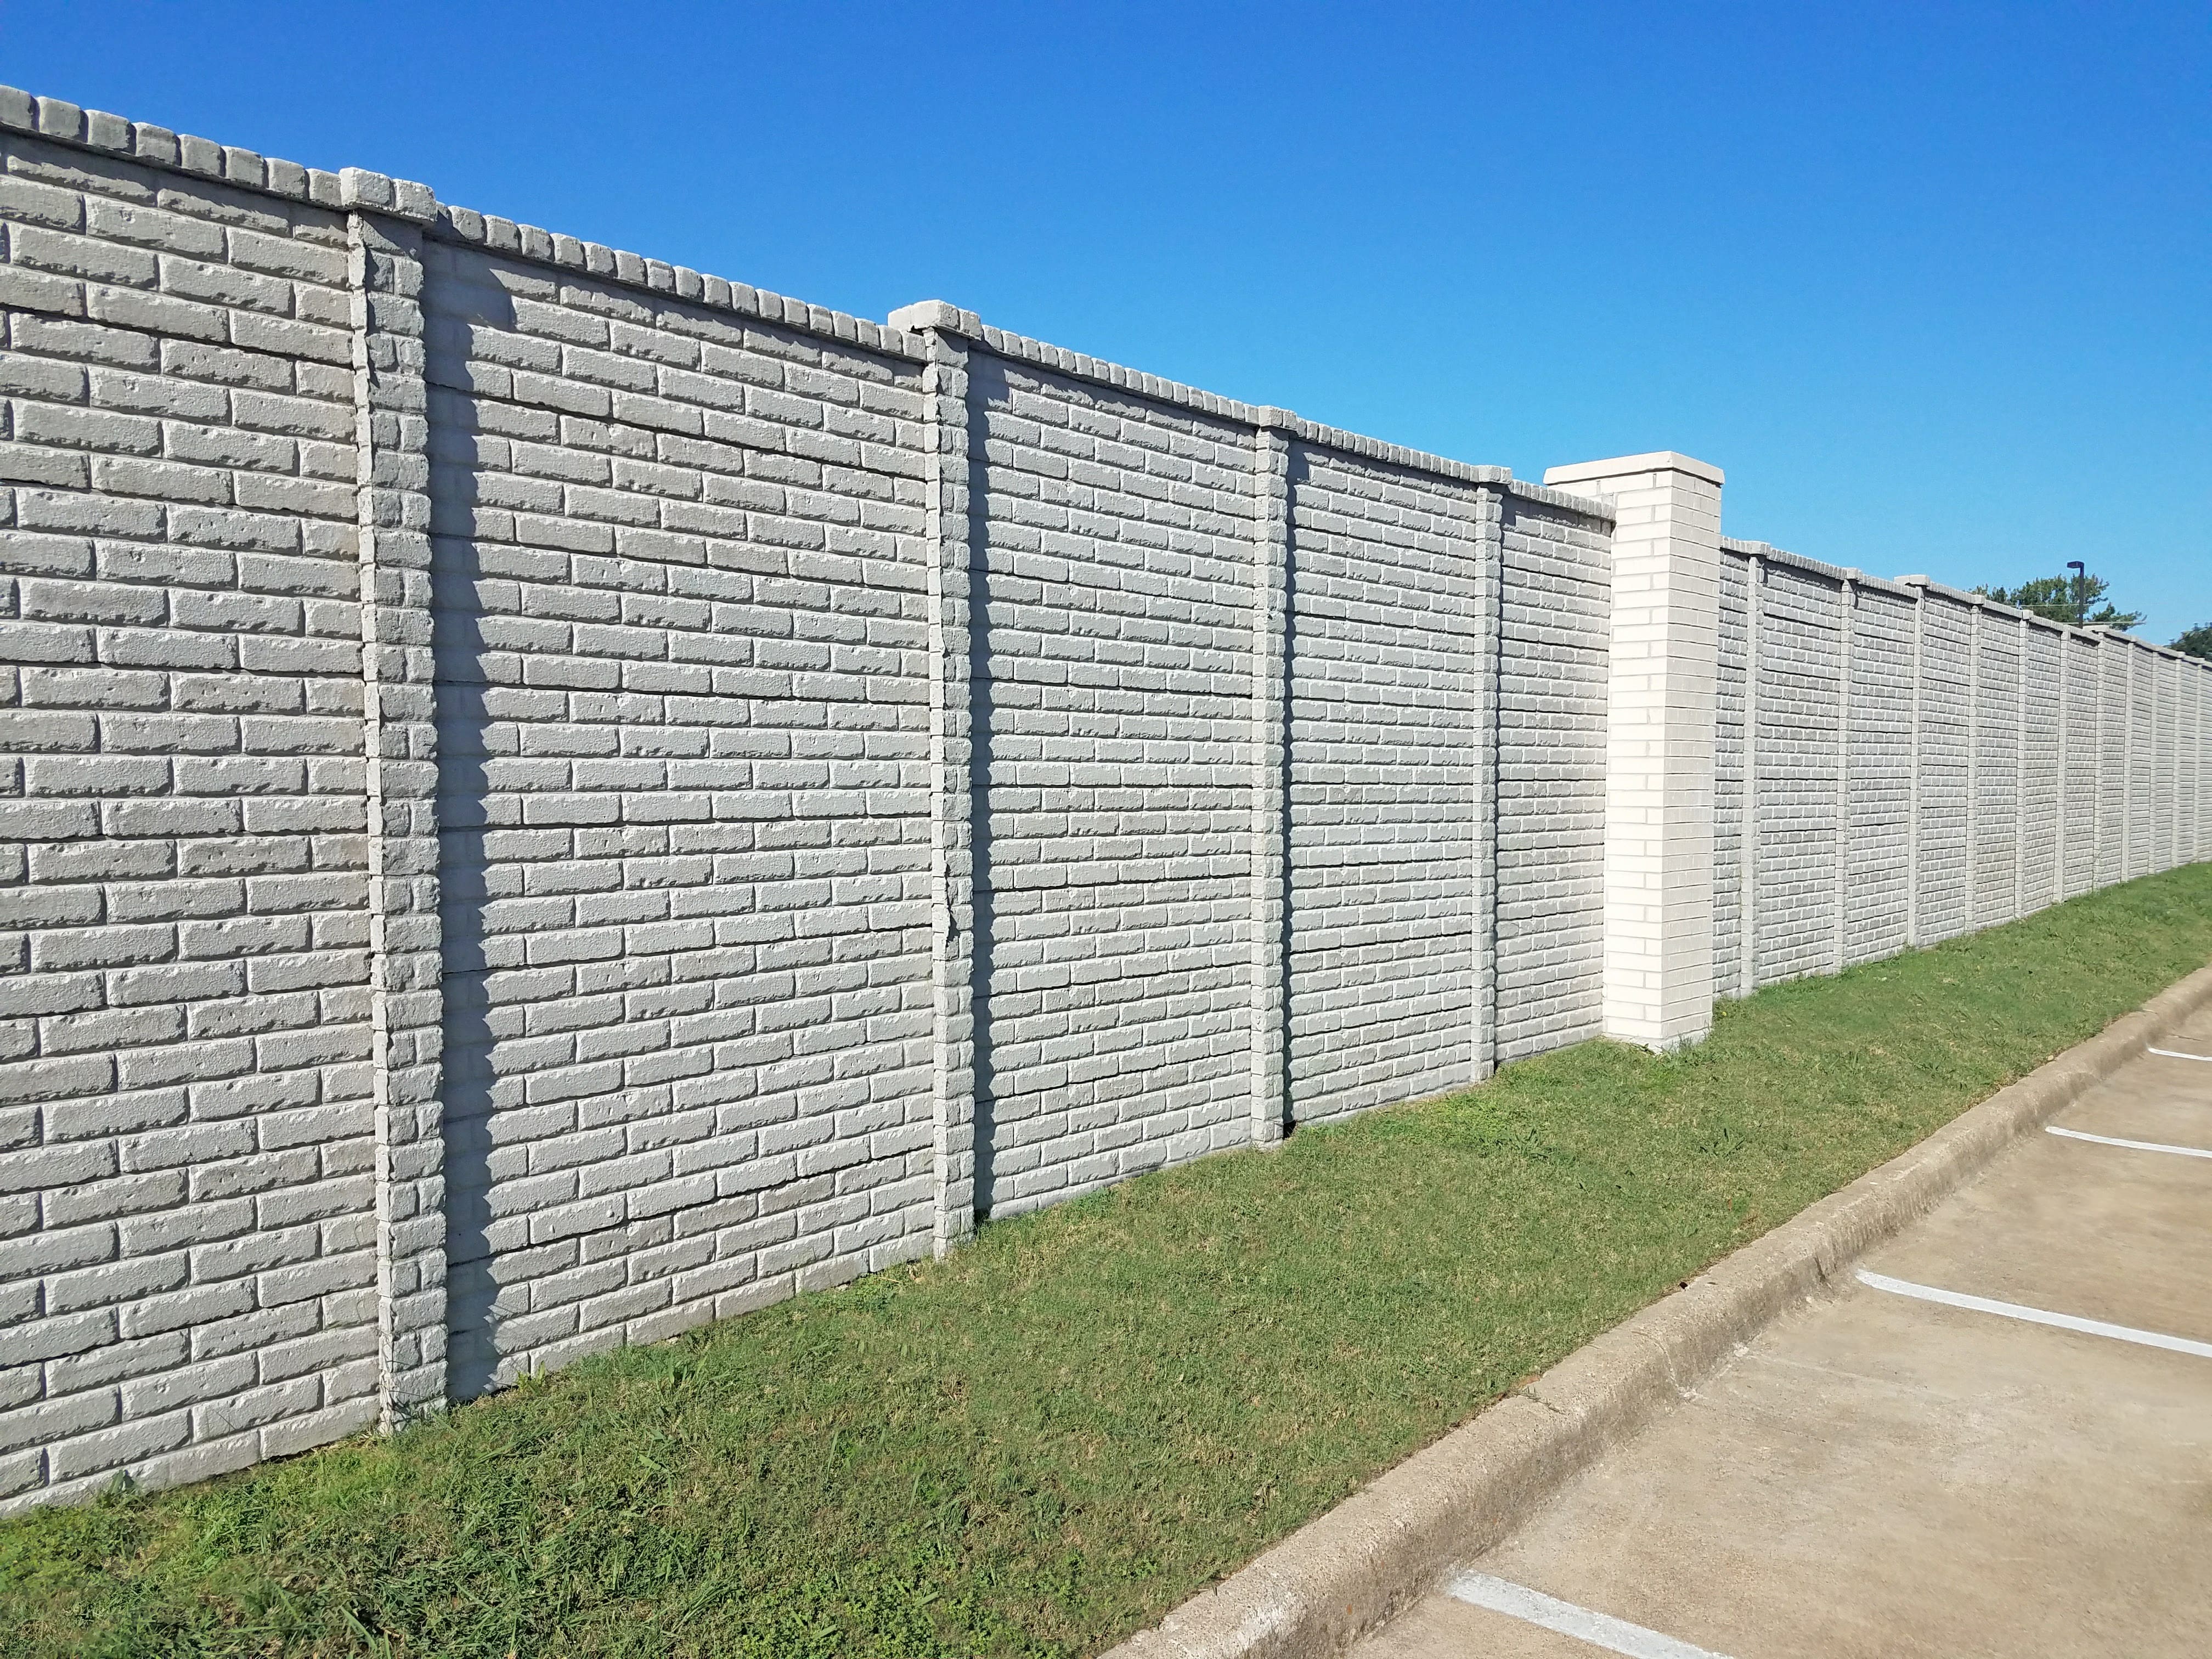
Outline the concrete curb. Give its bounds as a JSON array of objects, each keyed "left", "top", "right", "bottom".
[{"left": 1103, "top": 962, "right": 2212, "bottom": 1659}]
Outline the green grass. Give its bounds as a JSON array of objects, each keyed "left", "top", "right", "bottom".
[{"left": 7, "top": 865, "right": 2210, "bottom": 1658}]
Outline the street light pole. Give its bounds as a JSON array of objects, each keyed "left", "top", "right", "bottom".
[{"left": 2067, "top": 560, "right": 2087, "bottom": 627}]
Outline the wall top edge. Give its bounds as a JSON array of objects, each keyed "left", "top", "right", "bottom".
[
  {"left": 431, "top": 204, "right": 924, "bottom": 361},
  {"left": 1502, "top": 477, "right": 1618, "bottom": 518},
  {"left": 1899, "top": 574, "right": 2123, "bottom": 641},
  {"left": 0, "top": 84, "right": 437, "bottom": 222},
  {"left": 1543, "top": 450, "right": 1725, "bottom": 488},
  {"left": 0, "top": 83, "right": 930, "bottom": 363},
  {"left": 1, "top": 82, "right": 1608, "bottom": 516},
  {"left": 1722, "top": 547, "right": 2203, "bottom": 658},
  {"left": 1719, "top": 538, "right": 1893, "bottom": 592},
  {"left": 892, "top": 298, "right": 1617, "bottom": 513}
]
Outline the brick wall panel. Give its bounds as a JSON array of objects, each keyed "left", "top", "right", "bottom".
[
  {"left": 1494, "top": 499, "right": 1607, "bottom": 1057},
  {"left": 1713, "top": 553, "right": 1747, "bottom": 989},
  {"left": 1284, "top": 447, "right": 1483, "bottom": 1124},
  {"left": 1971, "top": 606, "right": 2021, "bottom": 928},
  {"left": 1842, "top": 586, "right": 1915, "bottom": 964},
  {"left": 421, "top": 242, "right": 934, "bottom": 1395},
  {"left": 1752, "top": 562, "right": 1843, "bottom": 984},
  {"left": 2019, "top": 623, "right": 2063, "bottom": 912},
  {"left": 1914, "top": 594, "right": 1972, "bottom": 941},
  {"left": 969, "top": 357, "right": 1255, "bottom": 1215},
  {"left": 1, "top": 128, "right": 377, "bottom": 1511}
]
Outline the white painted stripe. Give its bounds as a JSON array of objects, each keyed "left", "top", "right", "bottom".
[
  {"left": 2047, "top": 1125, "right": 2212, "bottom": 1160},
  {"left": 1445, "top": 1571, "right": 1736, "bottom": 1659},
  {"left": 1856, "top": 1271, "right": 2212, "bottom": 1359},
  {"left": 2147, "top": 1046, "right": 2212, "bottom": 1064}
]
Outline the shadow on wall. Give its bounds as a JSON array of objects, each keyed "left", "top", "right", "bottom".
[{"left": 424, "top": 276, "right": 510, "bottom": 1401}]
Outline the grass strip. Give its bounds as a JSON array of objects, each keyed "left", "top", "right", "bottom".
[{"left": 5, "top": 864, "right": 2209, "bottom": 1658}]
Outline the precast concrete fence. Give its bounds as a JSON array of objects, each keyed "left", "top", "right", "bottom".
[
  {"left": 1711, "top": 542, "right": 2206, "bottom": 996},
  {"left": 1, "top": 87, "right": 2207, "bottom": 1512}
]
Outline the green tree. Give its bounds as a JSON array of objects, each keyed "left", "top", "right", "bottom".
[
  {"left": 2175, "top": 624, "right": 2212, "bottom": 662},
  {"left": 1972, "top": 572, "right": 2144, "bottom": 630}
]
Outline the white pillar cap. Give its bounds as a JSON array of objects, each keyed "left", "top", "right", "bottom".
[{"left": 1544, "top": 452, "right": 1724, "bottom": 489}]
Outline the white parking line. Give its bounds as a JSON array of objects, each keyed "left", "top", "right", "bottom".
[
  {"left": 1446, "top": 1571, "right": 1737, "bottom": 1659},
  {"left": 2047, "top": 1125, "right": 2212, "bottom": 1160},
  {"left": 2147, "top": 1046, "right": 2212, "bottom": 1064},
  {"left": 1856, "top": 1270, "right": 2212, "bottom": 1359}
]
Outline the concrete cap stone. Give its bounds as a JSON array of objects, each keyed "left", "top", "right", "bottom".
[
  {"left": 888, "top": 300, "right": 984, "bottom": 337},
  {"left": 1544, "top": 451, "right": 1725, "bottom": 488}
]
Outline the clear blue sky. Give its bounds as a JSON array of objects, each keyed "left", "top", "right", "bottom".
[{"left": 6, "top": 1, "right": 2207, "bottom": 640}]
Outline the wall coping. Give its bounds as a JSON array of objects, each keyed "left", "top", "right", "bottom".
[
  {"left": 0, "top": 83, "right": 1609, "bottom": 523},
  {"left": 1544, "top": 450, "right": 1724, "bottom": 488},
  {"left": 889, "top": 300, "right": 1611, "bottom": 519},
  {"left": 1721, "top": 537, "right": 2200, "bottom": 660}
]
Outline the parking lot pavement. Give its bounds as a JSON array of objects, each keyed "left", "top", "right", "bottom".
[{"left": 1350, "top": 1005, "right": 2212, "bottom": 1659}]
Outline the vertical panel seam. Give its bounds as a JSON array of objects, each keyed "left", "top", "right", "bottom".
[
  {"left": 1741, "top": 552, "right": 1761, "bottom": 996},
  {"left": 916, "top": 325, "right": 979, "bottom": 1253},
  {"left": 1475, "top": 485, "right": 1504, "bottom": 1081},
  {"left": 1250, "top": 418, "right": 1291, "bottom": 1143},
  {"left": 351, "top": 207, "right": 448, "bottom": 1429}
]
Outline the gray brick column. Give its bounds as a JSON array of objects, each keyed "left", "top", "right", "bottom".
[
  {"left": 890, "top": 302, "right": 981, "bottom": 1254},
  {"left": 1249, "top": 413, "right": 1293, "bottom": 1144},
  {"left": 343, "top": 172, "right": 447, "bottom": 1427}
]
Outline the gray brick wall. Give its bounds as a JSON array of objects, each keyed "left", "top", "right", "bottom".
[
  {"left": 1494, "top": 498, "right": 1609, "bottom": 1059},
  {"left": 1712, "top": 545, "right": 2212, "bottom": 996},
  {"left": 420, "top": 239, "right": 939, "bottom": 1394},
  {"left": 8, "top": 82, "right": 2207, "bottom": 1515},
  {"left": 1283, "top": 447, "right": 1486, "bottom": 1125},
  {"left": 2019, "top": 620, "right": 2062, "bottom": 913},
  {"left": 2128, "top": 644, "right": 2157, "bottom": 878},
  {"left": 1752, "top": 560, "right": 1843, "bottom": 984},
  {"left": 968, "top": 356, "right": 1257, "bottom": 1215},
  {"left": 1, "top": 124, "right": 383, "bottom": 1508},
  {"left": 2097, "top": 639, "right": 2129, "bottom": 888},
  {"left": 1843, "top": 583, "right": 1915, "bottom": 966},
  {"left": 1, "top": 89, "right": 1620, "bottom": 1509},
  {"left": 2061, "top": 632, "right": 2101, "bottom": 898},
  {"left": 1713, "top": 554, "right": 1747, "bottom": 992},
  {"left": 1915, "top": 590, "right": 1973, "bottom": 944},
  {"left": 1970, "top": 604, "right": 2021, "bottom": 929}
]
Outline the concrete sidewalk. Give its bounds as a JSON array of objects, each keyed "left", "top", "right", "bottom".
[{"left": 1351, "top": 1007, "right": 2212, "bottom": 1659}]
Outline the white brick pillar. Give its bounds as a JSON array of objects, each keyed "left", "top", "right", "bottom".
[{"left": 1544, "top": 452, "right": 1724, "bottom": 1051}]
